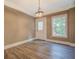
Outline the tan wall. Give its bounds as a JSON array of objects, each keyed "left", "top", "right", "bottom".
[
  {"left": 47, "top": 8, "right": 75, "bottom": 43},
  {"left": 4, "top": 6, "right": 35, "bottom": 45}
]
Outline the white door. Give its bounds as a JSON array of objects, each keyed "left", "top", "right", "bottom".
[{"left": 35, "top": 17, "right": 47, "bottom": 39}]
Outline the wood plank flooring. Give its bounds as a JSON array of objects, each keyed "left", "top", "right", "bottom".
[{"left": 4, "top": 40, "right": 75, "bottom": 59}]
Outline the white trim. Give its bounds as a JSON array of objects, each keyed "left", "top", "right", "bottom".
[
  {"left": 4, "top": 38, "right": 35, "bottom": 50},
  {"left": 38, "top": 39, "right": 75, "bottom": 47},
  {"left": 4, "top": 38, "right": 75, "bottom": 50}
]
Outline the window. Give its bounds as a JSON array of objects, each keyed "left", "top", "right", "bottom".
[
  {"left": 52, "top": 14, "right": 67, "bottom": 38},
  {"left": 37, "top": 21, "right": 43, "bottom": 31}
]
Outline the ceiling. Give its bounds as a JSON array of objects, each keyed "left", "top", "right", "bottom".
[{"left": 4, "top": 0, "right": 75, "bottom": 17}]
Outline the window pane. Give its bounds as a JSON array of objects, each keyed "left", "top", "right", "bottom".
[
  {"left": 37, "top": 21, "right": 43, "bottom": 31},
  {"left": 52, "top": 14, "right": 67, "bottom": 38}
]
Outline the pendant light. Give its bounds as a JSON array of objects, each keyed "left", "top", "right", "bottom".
[{"left": 35, "top": 0, "right": 44, "bottom": 17}]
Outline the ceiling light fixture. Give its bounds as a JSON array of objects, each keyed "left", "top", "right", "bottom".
[{"left": 35, "top": 0, "right": 44, "bottom": 17}]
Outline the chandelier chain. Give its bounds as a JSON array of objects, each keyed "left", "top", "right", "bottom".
[{"left": 38, "top": 0, "right": 40, "bottom": 10}]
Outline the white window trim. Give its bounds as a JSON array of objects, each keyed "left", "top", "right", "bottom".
[{"left": 51, "top": 14, "right": 68, "bottom": 38}]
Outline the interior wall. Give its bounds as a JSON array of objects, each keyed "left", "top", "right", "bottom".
[
  {"left": 46, "top": 8, "right": 75, "bottom": 43},
  {"left": 4, "top": 6, "right": 35, "bottom": 45}
]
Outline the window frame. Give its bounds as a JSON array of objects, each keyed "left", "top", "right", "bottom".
[{"left": 51, "top": 14, "right": 68, "bottom": 38}]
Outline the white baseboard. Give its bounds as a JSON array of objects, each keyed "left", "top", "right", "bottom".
[
  {"left": 5, "top": 38, "right": 75, "bottom": 50},
  {"left": 4, "top": 38, "right": 35, "bottom": 50},
  {"left": 38, "top": 39, "right": 75, "bottom": 47}
]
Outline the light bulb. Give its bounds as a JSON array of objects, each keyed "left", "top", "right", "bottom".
[{"left": 35, "top": 10, "right": 44, "bottom": 17}]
